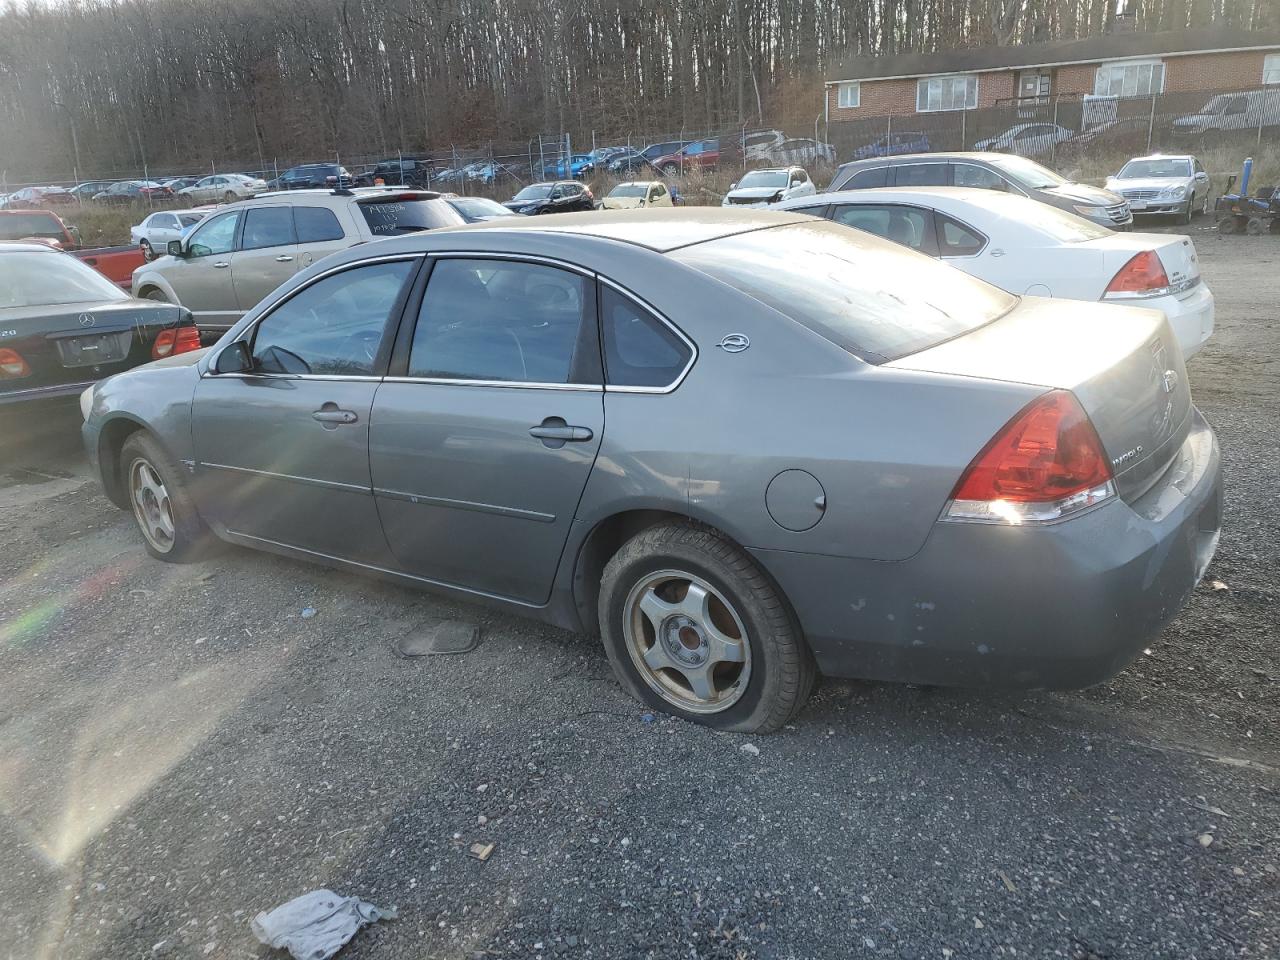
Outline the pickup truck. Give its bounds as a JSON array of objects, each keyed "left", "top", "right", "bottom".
[{"left": 0, "top": 209, "right": 145, "bottom": 290}]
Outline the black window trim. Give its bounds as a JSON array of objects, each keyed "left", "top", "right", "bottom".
[{"left": 203, "top": 254, "right": 425, "bottom": 382}]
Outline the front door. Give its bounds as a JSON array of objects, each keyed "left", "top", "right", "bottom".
[
  {"left": 230, "top": 205, "right": 299, "bottom": 311},
  {"left": 168, "top": 209, "right": 243, "bottom": 330},
  {"left": 192, "top": 256, "right": 420, "bottom": 564},
  {"left": 370, "top": 256, "right": 604, "bottom": 604}
]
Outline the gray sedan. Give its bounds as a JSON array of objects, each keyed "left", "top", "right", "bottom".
[{"left": 81, "top": 210, "right": 1222, "bottom": 732}]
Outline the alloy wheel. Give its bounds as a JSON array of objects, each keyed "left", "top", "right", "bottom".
[
  {"left": 622, "top": 569, "right": 752, "bottom": 714},
  {"left": 129, "top": 458, "right": 176, "bottom": 554}
]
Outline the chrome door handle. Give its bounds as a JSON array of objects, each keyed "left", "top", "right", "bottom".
[
  {"left": 213, "top": 261, "right": 229, "bottom": 268},
  {"left": 313, "top": 409, "right": 358, "bottom": 424},
  {"left": 530, "top": 417, "right": 593, "bottom": 447},
  {"left": 275, "top": 255, "right": 294, "bottom": 262}
]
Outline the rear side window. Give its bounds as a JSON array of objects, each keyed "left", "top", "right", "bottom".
[
  {"left": 250, "top": 260, "right": 415, "bottom": 375},
  {"left": 409, "top": 259, "right": 592, "bottom": 384},
  {"left": 843, "top": 167, "right": 889, "bottom": 189},
  {"left": 359, "top": 198, "right": 455, "bottom": 236},
  {"left": 937, "top": 215, "right": 986, "bottom": 256},
  {"left": 294, "top": 207, "right": 345, "bottom": 243},
  {"left": 240, "top": 207, "right": 296, "bottom": 250},
  {"left": 832, "top": 204, "right": 934, "bottom": 254},
  {"left": 673, "top": 220, "right": 1016, "bottom": 363},
  {"left": 953, "top": 164, "right": 1009, "bottom": 191},
  {"left": 895, "top": 163, "right": 949, "bottom": 186},
  {"left": 600, "top": 286, "right": 692, "bottom": 388}
]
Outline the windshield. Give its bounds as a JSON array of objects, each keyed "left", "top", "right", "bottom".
[
  {"left": 514, "top": 185, "right": 554, "bottom": 201},
  {"left": 358, "top": 197, "right": 456, "bottom": 235},
  {"left": 609, "top": 184, "right": 648, "bottom": 198},
  {"left": 446, "top": 197, "right": 517, "bottom": 221},
  {"left": 987, "top": 155, "right": 1068, "bottom": 189},
  {"left": 0, "top": 251, "right": 128, "bottom": 308},
  {"left": 673, "top": 221, "right": 1016, "bottom": 362},
  {"left": 737, "top": 171, "right": 788, "bottom": 189},
  {"left": 0, "top": 212, "right": 64, "bottom": 241},
  {"left": 1118, "top": 159, "right": 1192, "bottom": 179}
]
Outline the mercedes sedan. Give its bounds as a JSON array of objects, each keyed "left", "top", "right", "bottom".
[{"left": 81, "top": 210, "right": 1222, "bottom": 732}]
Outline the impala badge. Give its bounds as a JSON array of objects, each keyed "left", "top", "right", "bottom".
[{"left": 717, "top": 334, "right": 750, "bottom": 353}]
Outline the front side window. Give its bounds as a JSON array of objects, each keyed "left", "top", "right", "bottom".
[
  {"left": 837, "top": 82, "right": 860, "bottom": 108},
  {"left": 187, "top": 211, "right": 240, "bottom": 258},
  {"left": 917, "top": 74, "right": 978, "bottom": 112},
  {"left": 953, "top": 163, "right": 1009, "bottom": 191},
  {"left": 250, "top": 260, "right": 415, "bottom": 376},
  {"left": 831, "top": 204, "right": 932, "bottom": 253},
  {"left": 843, "top": 167, "right": 889, "bottom": 189},
  {"left": 240, "top": 207, "right": 296, "bottom": 250},
  {"left": 294, "top": 206, "right": 346, "bottom": 243},
  {"left": 1094, "top": 60, "right": 1164, "bottom": 98},
  {"left": 601, "top": 287, "right": 692, "bottom": 389},
  {"left": 409, "top": 259, "right": 591, "bottom": 384}
]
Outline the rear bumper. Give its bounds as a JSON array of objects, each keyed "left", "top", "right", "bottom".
[
  {"left": 1147, "top": 283, "right": 1215, "bottom": 360},
  {"left": 753, "top": 409, "right": 1222, "bottom": 690}
]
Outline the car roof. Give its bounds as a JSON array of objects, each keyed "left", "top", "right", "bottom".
[
  {"left": 838, "top": 151, "right": 1002, "bottom": 168},
  {"left": 246, "top": 188, "right": 443, "bottom": 203},
  {"left": 798, "top": 185, "right": 1046, "bottom": 216},
  {"left": 441, "top": 208, "right": 813, "bottom": 253}
]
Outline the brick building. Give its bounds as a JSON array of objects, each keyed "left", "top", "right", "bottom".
[{"left": 824, "top": 27, "right": 1280, "bottom": 121}]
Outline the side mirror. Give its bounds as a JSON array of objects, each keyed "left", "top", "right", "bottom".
[
  {"left": 729, "top": 182, "right": 738, "bottom": 190},
  {"left": 167, "top": 240, "right": 185, "bottom": 257},
  {"left": 214, "top": 340, "right": 253, "bottom": 375}
]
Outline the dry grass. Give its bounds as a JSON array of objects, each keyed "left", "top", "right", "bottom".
[{"left": 60, "top": 205, "right": 143, "bottom": 248}]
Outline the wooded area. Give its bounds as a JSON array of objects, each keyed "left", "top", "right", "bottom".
[{"left": 0, "top": 0, "right": 1273, "bottom": 180}]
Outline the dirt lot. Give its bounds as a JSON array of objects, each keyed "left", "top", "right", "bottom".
[{"left": 1, "top": 226, "right": 1277, "bottom": 960}]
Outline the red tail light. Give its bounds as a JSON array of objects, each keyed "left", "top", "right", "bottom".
[
  {"left": 0, "top": 347, "right": 31, "bottom": 378},
  {"left": 945, "top": 390, "right": 1115, "bottom": 524},
  {"left": 152, "top": 326, "right": 202, "bottom": 359},
  {"left": 1104, "top": 250, "right": 1170, "bottom": 299}
]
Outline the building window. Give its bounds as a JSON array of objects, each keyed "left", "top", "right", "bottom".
[
  {"left": 1265, "top": 54, "right": 1280, "bottom": 85},
  {"left": 916, "top": 75, "right": 978, "bottom": 112},
  {"left": 1018, "top": 70, "right": 1051, "bottom": 101},
  {"left": 837, "top": 82, "right": 860, "bottom": 108},
  {"left": 1094, "top": 59, "right": 1165, "bottom": 98}
]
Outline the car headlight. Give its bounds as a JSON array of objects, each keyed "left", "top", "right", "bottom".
[
  {"left": 1160, "top": 185, "right": 1188, "bottom": 199},
  {"left": 1072, "top": 204, "right": 1106, "bottom": 217}
]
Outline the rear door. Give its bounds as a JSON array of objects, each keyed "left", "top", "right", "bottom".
[
  {"left": 369, "top": 255, "right": 604, "bottom": 603},
  {"left": 230, "top": 205, "right": 299, "bottom": 311},
  {"left": 192, "top": 256, "right": 420, "bottom": 563},
  {"left": 293, "top": 204, "right": 352, "bottom": 271}
]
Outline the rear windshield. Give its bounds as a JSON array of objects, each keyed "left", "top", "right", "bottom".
[
  {"left": 0, "top": 251, "right": 128, "bottom": 308},
  {"left": 672, "top": 221, "right": 1016, "bottom": 362},
  {"left": 358, "top": 197, "right": 456, "bottom": 235},
  {"left": 0, "top": 212, "right": 64, "bottom": 241}
]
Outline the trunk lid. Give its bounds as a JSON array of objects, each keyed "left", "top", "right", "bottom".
[
  {"left": 888, "top": 297, "right": 1192, "bottom": 502},
  {"left": 1086, "top": 232, "right": 1202, "bottom": 300}
]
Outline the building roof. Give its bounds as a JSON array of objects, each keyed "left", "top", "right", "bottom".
[{"left": 827, "top": 27, "right": 1280, "bottom": 83}]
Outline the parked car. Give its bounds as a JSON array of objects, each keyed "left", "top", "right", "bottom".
[
  {"left": 852, "top": 131, "right": 931, "bottom": 160},
  {"left": 759, "top": 139, "right": 836, "bottom": 168},
  {"left": 502, "top": 181, "right": 595, "bottom": 215},
  {"left": 580, "top": 147, "right": 628, "bottom": 173},
  {"left": 602, "top": 181, "right": 675, "bottom": 209},
  {"left": 826, "top": 152, "right": 1133, "bottom": 229},
  {"left": 973, "top": 122, "right": 1074, "bottom": 157},
  {"left": 132, "top": 189, "right": 475, "bottom": 335},
  {"left": 178, "top": 173, "right": 267, "bottom": 204},
  {"left": 0, "top": 209, "right": 144, "bottom": 287},
  {"left": 654, "top": 139, "right": 719, "bottom": 174},
  {"left": 542, "top": 154, "right": 594, "bottom": 178},
  {"left": 1104, "top": 154, "right": 1212, "bottom": 224},
  {"left": 467, "top": 162, "right": 525, "bottom": 185},
  {"left": 1174, "top": 88, "right": 1280, "bottom": 136},
  {"left": 2, "top": 186, "right": 76, "bottom": 210},
  {"left": 742, "top": 129, "right": 786, "bottom": 161},
  {"left": 722, "top": 167, "right": 815, "bottom": 207},
  {"left": 69, "top": 181, "right": 112, "bottom": 201},
  {"left": 161, "top": 176, "right": 203, "bottom": 193},
  {"left": 439, "top": 196, "right": 521, "bottom": 222},
  {"left": 0, "top": 243, "right": 199, "bottom": 407},
  {"left": 83, "top": 209, "right": 1221, "bottom": 733},
  {"left": 130, "top": 209, "right": 209, "bottom": 260},
  {"left": 606, "top": 150, "right": 663, "bottom": 177},
  {"left": 266, "top": 164, "right": 354, "bottom": 191},
  {"left": 778, "top": 186, "right": 1214, "bottom": 359},
  {"left": 92, "top": 181, "right": 175, "bottom": 205},
  {"left": 357, "top": 155, "right": 435, "bottom": 187}
]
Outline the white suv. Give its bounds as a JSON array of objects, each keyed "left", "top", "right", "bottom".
[
  {"left": 721, "top": 167, "right": 815, "bottom": 208},
  {"left": 132, "top": 188, "right": 474, "bottom": 334}
]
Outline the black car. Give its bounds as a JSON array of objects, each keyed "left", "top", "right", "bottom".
[
  {"left": 92, "top": 181, "right": 175, "bottom": 205},
  {"left": 0, "top": 243, "right": 200, "bottom": 407},
  {"left": 268, "top": 163, "right": 354, "bottom": 191},
  {"left": 356, "top": 156, "right": 436, "bottom": 188},
  {"left": 606, "top": 150, "right": 663, "bottom": 176},
  {"left": 502, "top": 181, "right": 596, "bottom": 214},
  {"left": 639, "top": 140, "right": 692, "bottom": 162}
]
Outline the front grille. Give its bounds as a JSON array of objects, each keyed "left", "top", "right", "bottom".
[
  {"left": 728, "top": 195, "right": 768, "bottom": 205},
  {"left": 1119, "top": 188, "right": 1161, "bottom": 201},
  {"left": 1107, "top": 203, "right": 1131, "bottom": 222}
]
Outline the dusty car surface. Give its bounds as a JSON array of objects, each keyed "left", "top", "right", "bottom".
[{"left": 82, "top": 210, "right": 1222, "bottom": 732}]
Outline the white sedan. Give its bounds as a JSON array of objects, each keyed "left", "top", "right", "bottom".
[
  {"left": 129, "top": 209, "right": 210, "bottom": 260},
  {"left": 722, "top": 167, "right": 815, "bottom": 208},
  {"left": 1105, "top": 154, "right": 1212, "bottom": 224},
  {"left": 177, "top": 173, "right": 266, "bottom": 204},
  {"left": 777, "top": 186, "right": 1214, "bottom": 359}
]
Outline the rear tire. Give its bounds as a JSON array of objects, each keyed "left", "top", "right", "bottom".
[
  {"left": 120, "top": 433, "right": 211, "bottom": 563},
  {"left": 598, "top": 522, "right": 815, "bottom": 733},
  {"left": 1218, "top": 215, "right": 1241, "bottom": 235},
  {"left": 1246, "top": 217, "right": 1267, "bottom": 236},
  {"left": 223, "top": 190, "right": 237, "bottom": 203}
]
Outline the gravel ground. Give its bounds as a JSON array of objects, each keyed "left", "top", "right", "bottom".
[{"left": 1, "top": 228, "right": 1277, "bottom": 960}]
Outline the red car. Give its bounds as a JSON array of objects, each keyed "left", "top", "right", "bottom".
[
  {"left": 654, "top": 139, "right": 720, "bottom": 174},
  {"left": 1, "top": 186, "right": 76, "bottom": 210}
]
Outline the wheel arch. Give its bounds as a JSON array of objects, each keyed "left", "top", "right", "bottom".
[{"left": 96, "top": 414, "right": 160, "bottom": 509}]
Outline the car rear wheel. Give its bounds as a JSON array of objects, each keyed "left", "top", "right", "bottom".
[
  {"left": 223, "top": 190, "right": 237, "bottom": 203},
  {"left": 598, "top": 522, "right": 815, "bottom": 732},
  {"left": 121, "top": 433, "right": 211, "bottom": 563}
]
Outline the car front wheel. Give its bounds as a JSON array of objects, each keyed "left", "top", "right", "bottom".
[
  {"left": 598, "top": 522, "right": 815, "bottom": 732},
  {"left": 1179, "top": 198, "right": 1194, "bottom": 225},
  {"left": 121, "top": 432, "right": 211, "bottom": 562}
]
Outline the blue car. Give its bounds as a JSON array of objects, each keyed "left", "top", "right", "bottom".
[
  {"left": 542, "top": 153, "right": 593, "bottom": 178},
  {"left": 852, "top": 132, "right": 931, "bottom": 160}
]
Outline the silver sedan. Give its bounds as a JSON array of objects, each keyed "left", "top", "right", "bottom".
[{"left": 81, "top": 210, "right": 1222, "bottom": 732}]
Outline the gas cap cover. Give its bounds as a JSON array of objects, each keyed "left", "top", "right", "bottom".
[{"left": 765, "top": 469, "right": 826, "bottom": 532}]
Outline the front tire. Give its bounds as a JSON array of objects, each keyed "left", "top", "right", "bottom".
[
  {"left": 1178, "top": 199, "right": 1193, "bottom": 225},
  {"left": 121, "top": 433, "right": 211, "bottom": 562},
  {"left": 598, "top": 522, "right": 815, "bottom": 732},
  {"left": 140, "top": 239, "right": 154, "bottom": 261}
]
